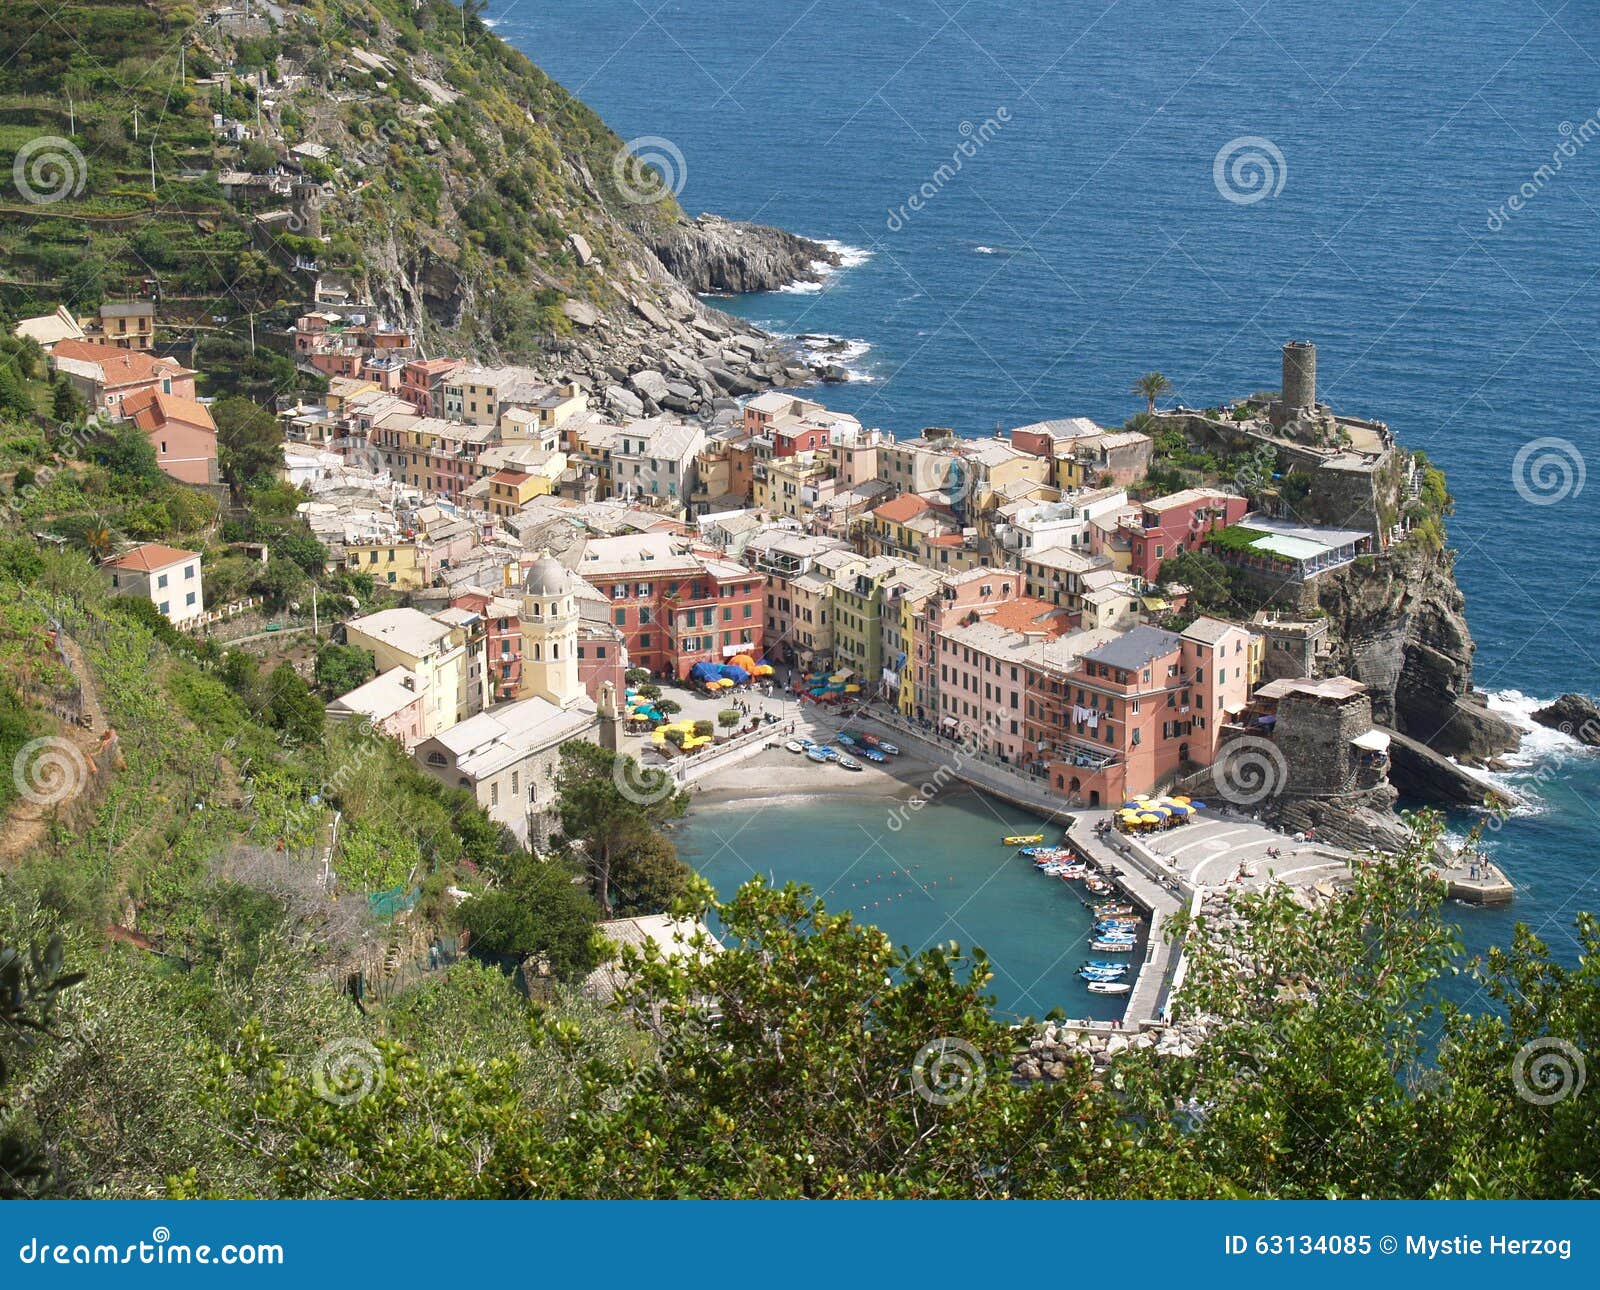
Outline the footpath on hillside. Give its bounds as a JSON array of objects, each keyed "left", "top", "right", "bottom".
[{"left": 1, "top": 628, "right": 118, "bottom": 867}]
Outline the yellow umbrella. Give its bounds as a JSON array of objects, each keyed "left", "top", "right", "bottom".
[{"left": 1137, "top": 812, "right": 1163, "bottom": 824}]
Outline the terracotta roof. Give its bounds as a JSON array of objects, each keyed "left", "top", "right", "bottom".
[
  {"left": 109, "top": 542, "right": 197, "bottom": 572},
  {"left": 872, "top": 492, "right": 932, "bottom": 524},
  {"left": 120, "top": 387, "right": 217, "bottom": 433},
  {"left": 52, "top": 340, "right": 192, "bottom": 387},
  {"left": 982, "top": 596, "right": 1071, "bottom": 637}
]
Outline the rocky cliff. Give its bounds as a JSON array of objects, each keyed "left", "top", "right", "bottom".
[
  {"left": 648, "top": 214, "right": 839, "bottom": 295},
  {"left": 1315, "top": 546, "right": 1520, "bottom": 766}
]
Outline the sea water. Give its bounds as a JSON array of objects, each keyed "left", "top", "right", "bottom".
[{"left": 674, "top": 789, "right": 1124, "bottom": 1020}]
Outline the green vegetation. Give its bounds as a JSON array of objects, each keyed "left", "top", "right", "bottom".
[
  {"left": 553, "top": 741, "right": 690, "bottom": 917},
  {"left": 1203, "top": 523, "right": 1270, "bottom": 555},
  {"left": 1157, "top": 547, "right": 1251, "bottom": 617},
  {"left": 456, "top": 853, "right": 601, "bottom": 980},
  {"left": 0, "top": 0, "right": 691, "bottom": 359},
  {"left": 1132, "top": 371, "right": 1173, "bottom": 417},
  {"left": 14, "top": 815, "right": 1579, "bottom": 1200}
]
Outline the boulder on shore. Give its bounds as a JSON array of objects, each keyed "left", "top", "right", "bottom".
[{"left": 1532, "top": 693, "right": 1600, "bottom": 746}]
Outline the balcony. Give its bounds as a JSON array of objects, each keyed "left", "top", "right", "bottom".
[{"left": 1047, "top": 738, "right": 1123, "bottom": 771}]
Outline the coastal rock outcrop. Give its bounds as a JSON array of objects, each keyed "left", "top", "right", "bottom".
[
  {"left": 1316, "top": 546, "right": 1520, "bottom": 766},
  {"left": 1532, "top": 693, "right": 1600, "bottom": 746},
  {"left": 647, "top": 213, "right": 840, "bottom": 295}
]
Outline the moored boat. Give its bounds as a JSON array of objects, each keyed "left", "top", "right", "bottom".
[
  {"left": 1091, "top": 940, "right": 1136, "bottom": 953},
  {"left": 1087, "top": 981, "right": 1131, "bottom": 995},
  {"left": 1002, "top": 833, "right": 1045, "bottom": 846},
  {"left": 784, "top": 739, "right": 805, "bottom": 753},
  {"left": 836, "top": 754, "right": 863, "bottom": 771},
  {"left": 1092, "top": 903, "right": 1137, "bottom": 918},
  {"left": 804, "top": 747, "right": 831, "bottom": 763},
  {"left": 859, "top": 748, "right": 888, "bottom": 763}
]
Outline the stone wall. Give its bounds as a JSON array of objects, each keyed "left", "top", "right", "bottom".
[{"left": 1275, "top": 691, "right": 1373, "bottom": 797}]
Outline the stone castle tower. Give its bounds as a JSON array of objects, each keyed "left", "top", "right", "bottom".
[
  {"left": 1282, "top": 340, "right": 1316, "bottom": 416},
  {"left": 516, "top": 553, "right": 581, "bottom": 708},
  {"left": 1271, "top": 340, "right": 1318, "bottom": 429}
]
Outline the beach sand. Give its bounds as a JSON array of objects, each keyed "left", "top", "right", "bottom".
[{"left": 688, "top": 740, "right": 955, "bottom": 807}]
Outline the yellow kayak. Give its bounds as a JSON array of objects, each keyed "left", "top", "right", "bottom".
[{"left": 1003, "top": 834, "right": 1044, "bottom": 846}]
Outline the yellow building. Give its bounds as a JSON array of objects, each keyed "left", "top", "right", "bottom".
[
  {"left": 484, "top": 468, "right": 554, "bottom": 517},
  {"left": 345, "top": 538, "right": 425, "bottom": 590},
  {"left": 343, "top": 607, "right": 485, "bottom": 735},
  {"left": 765, "top": 452, "right": 833, "bottom": 521},
  {"left": 884, "top": 568, "right": 943, "bottom": 717},
  {"left": 957, "top": 439, "right": 1050, "bottom": 512},
  {"left": 784, "top": 550, "right": 866, "bottom": 665}
]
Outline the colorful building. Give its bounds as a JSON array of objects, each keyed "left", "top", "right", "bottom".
[
  {"left": 1118, "top": 488, "right": 1249, "bottom": 581},
  {"left": 574, "top": 533, "right": 764, "bottom": 679}
]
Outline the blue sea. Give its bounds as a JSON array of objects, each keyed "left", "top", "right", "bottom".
[{"left": 496, "top": 1, "right": 1600, "bottom": 995}]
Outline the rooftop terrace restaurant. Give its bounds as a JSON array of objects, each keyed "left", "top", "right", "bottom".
[{"left": 1218, "top": 515, "right": 1373, "bottom": 582}]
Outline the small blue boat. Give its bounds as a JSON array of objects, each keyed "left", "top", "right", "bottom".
[{"left": 804, "top": 747, "right": 831, "bottom": 763}]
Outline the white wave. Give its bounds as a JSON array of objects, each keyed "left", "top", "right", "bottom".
[
  {"left": 789, "top": 333, "right": 877, "bottom": 382},
  {"left": 1484, "top": 688, "right": 1589, "bottom": 768},
  {"left": 819, "top": 239, "right": 873, "bottom": 269},
  {"left": 775, "top": 241, "right": 873, "bottom": 295}
]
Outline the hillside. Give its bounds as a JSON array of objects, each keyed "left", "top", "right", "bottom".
[{"left": 0, "top": 0, "right": 834, "bottom": 397}]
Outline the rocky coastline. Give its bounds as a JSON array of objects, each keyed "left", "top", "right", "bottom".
[
  {"left": 1532, "top": 693, "right": 1600, "bottom": 747},
  {"left": 647, "top": 213, "right": 842, "bottom": 295}
]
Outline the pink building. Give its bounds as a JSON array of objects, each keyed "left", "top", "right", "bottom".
[
  {"left": 452, "top": 590, "right": 522, "bottom": 704},
  {"left": 1119, "top": 488, "right": 1248, "bottom": 581},
  {"left": 120, "top": 388, "right": 219, "bottom": 486},
  {"left": 401, "top": 358, "right": 465, "bottom": 416},
  {"left": 51, "top": 340, "right": 196, "bottom": 416},
  {"left": 1028, "top": 617, "right": 1255, "bottom": 807},
  {"left": 934, "top": 596, "right": 1072, "bottom": 761},
  {"left": 577, "top": 621, "right": 628, "bottom": 705},
  {"left": 910, "top": 567, "right": 1024, "bottom": 724}
]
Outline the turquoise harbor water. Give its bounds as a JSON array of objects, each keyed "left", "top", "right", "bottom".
[
  {"left": 674, "top": 792, "right": 1129, "bottom": 1021},
  {"left": 502, "top": 1, "right": 1600, "bottom": 995}
]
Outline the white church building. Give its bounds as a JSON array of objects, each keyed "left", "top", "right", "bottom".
[{"left": 413, "top": 553, "right": 621, "bottom": 846}]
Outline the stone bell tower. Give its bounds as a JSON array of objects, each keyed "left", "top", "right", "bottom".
[{"left": 516, "top": 552, "right": 580, "bottom": 708}]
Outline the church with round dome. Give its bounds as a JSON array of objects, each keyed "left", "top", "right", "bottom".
[{"left": 516, "top": 553, "right": 581, "bottom": 709}]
